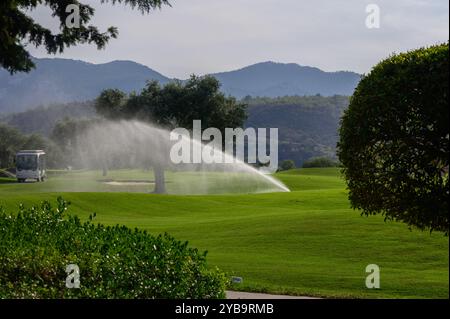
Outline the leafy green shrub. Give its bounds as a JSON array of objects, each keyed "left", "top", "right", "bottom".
[
  {"left": 279, "top": 160, "right": 296, "bottom": 171},
  {"left": 338, "top": 43, "right": 449, "bottom": 234},
  {"left": 302, "top": 157, "right": 340, "bottom": 168},
  {"left": 0, "top": 197, "right": 227, "bottom": 298}
]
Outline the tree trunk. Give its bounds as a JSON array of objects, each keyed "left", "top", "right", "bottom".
[
  {"left": 102, "top": 164, "right": 108, "bottom": 177},
  {"left": 153, "top": 165, "right": 166, "bottom": 194}
]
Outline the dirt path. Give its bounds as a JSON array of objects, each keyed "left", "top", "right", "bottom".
[{"left": 226, "top": 291, "right": 318, "bottom": 299}]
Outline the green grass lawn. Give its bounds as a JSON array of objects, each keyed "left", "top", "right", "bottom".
[
  {"left": 0, "top": 168, "right": 448, "bottom": 298},
  {"left": 0, "top": 169, "right": 287, "bottom": 194}
]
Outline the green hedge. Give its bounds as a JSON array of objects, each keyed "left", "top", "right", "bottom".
[
  {"left": 302, "top": 157, "right": 340, "bottom": 168},
  {"left": 0, "top": 197, "right": 227, "bottom": 298},
  {"left": 338, "top": 43, "right": 449, "bottom": 233}
]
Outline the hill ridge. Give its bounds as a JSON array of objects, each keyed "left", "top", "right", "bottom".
[{"left": 0, "top": 57, "right": 361, "bottom": 113}]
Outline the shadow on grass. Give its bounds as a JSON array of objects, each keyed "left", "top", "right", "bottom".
[{"left": 0, "top": 178, "right": 17, "bottom": 184}]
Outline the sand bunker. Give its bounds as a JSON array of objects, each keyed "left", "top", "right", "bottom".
[{"left": 101, "top": 180, "right": 155, "bottom": 186}]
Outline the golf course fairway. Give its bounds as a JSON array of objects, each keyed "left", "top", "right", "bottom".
[{"left": 0, "top": 168, "right": 448, "bottom": 298}]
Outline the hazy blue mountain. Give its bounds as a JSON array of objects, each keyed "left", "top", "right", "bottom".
[
  {"left": 211, "top": 61, "right": 361, "bottom": 98},
  {"left": 0, "top": 58, "right": 360, "bottom": 114},
  {"left": 0, "top": 58, "right": 170, "bottom": 113}
]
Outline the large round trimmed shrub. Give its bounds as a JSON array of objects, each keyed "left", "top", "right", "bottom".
[
  {"left": 0, "top": 197, "right": 227, "bottom": 298},
  {"left": 338, "top": 43, "right": 449, "bottom": 234}
]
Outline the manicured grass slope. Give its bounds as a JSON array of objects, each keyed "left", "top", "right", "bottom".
[{"left": 0, "top": 168, "right": 448, "bottom": 298}]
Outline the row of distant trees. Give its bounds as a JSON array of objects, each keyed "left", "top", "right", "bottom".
[
  {"left": 0, "top": 124, "right": 62, "bottom": 169},
  {"left": 0, "top": 123, "right": 339, "bottom": 172},
  {"left": 96, "top": 75, "right": 247, "bottom": 193},
  {"left": 0, "top": 74, "right": 247, "bottom": 163},
  {"left": 0, "top": 117, "right": 106, "bottom": 170},
  {"left": 0, "top": 75, "right": 248, "bottom": 195},
  {"left": 278, "top": 157, "right": 340, "bottom": 172}
]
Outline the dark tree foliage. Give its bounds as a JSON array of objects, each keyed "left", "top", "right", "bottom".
[
  {"left": 302, "top": 157, "right": 339, "bottom": 168},
  {"left": 50, "top": 117, "right": 99, "bottom": 167},
  {"left": 0, "top": 123, "right": 62, "bottom": 168},
  {"left": 95, "top": 76, "right": 247, "bottom": 194},
  {"left": 4, "top": 95, "right": 349, "bottom": 167},
  {"left": 0, "top": 124, "right": 24, "bottom": 168},
  {"left": 95, "top": 75, "right": 248, "bottom": 131},
  {"left": 0, "top": 0, "right": 170, "bottom": 74},
  {"left": 95, "top": 89, "right": 127, "bottom": 120},
  {"left": 246, "top": 95, "right": 349, "bottom": 166},
  {"left": 338, "top": 43, "right": 449, "bottom": 234},
  {"left": 3, "top": 101, "right": 96, "bottom": 136},
  {"left": 279, "top": 160, "right": 296, "bottom": 171}
]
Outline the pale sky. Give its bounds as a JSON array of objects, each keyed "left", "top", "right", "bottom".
[{"left": 27, "top": 0, "right": 449, "bottom": 79}]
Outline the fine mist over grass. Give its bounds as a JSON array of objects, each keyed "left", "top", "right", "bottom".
[
  {"left": 18, "top": 120, "right": 289, "bottom": 195},
  {"left": 0, "top": 169, "right": 287, "bottom": 195}
]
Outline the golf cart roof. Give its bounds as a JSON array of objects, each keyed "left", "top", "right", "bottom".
[{"left": 17, "top": 150, "right": 46, "bottom": 155}]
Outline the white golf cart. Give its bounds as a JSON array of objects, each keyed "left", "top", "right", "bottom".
[{"left": 16, "top": 150, "right": 47, "bottom": 182}]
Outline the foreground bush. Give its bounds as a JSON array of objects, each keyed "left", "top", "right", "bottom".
[{"left": 0, "top": 197, "right": 226, "bottom": 298}]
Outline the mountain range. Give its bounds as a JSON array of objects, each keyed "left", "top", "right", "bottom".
[{"left": 0, "top": 58, "right": 361, "bottom": 114}]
